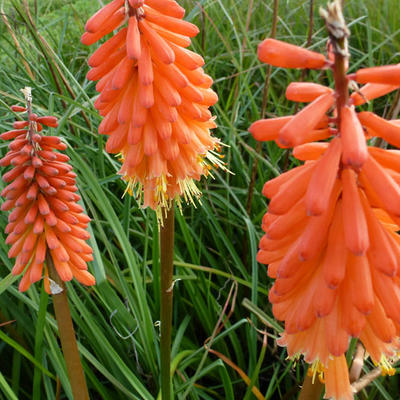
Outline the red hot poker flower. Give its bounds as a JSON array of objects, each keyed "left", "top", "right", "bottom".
[
  {"left": 250, "top": 2, "right": 400, "bottom": 399},
  {"left": 1, "top": 89, "right": 95, "bottom": 293},
  {"left": 82, "top": 0, "right": 224, "bottom": 217}
]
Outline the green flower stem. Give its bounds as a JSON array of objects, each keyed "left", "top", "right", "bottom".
[
  {"left": 46, "top": 251, "right": 89, "bottom": 400},
  {"left": 160, "top": 204, "right": 175, "bottom": 400}
]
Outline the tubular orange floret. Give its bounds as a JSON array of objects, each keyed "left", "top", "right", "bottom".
[
  {"left": 341, "top": 168, "right": 369, "bottom": 255},
  {"left": 249, "top": 116, "right": 292, "bottom": 142},
  {"left": 354, "top": 64, "right": 400, "bottom": 86},
  {"left": 293, "top": 142, "right": 328, "bottom": 161},
  {"left": 305, "top": 137, "right": 341, "bottom": 216},
  {"left": 285, "top": 82, "right": 333, "bottom": 103},
  {"left": 1, "top": 94, "right": 95, "bottom": 293},
  {"left": 324, "top": 356, "right": 353, "bottom": 400},
  {"left": 82, "top": 0, "right": 224, "bottom": 219},
  {"left": 358, "top": 111, "right": 400, "bottom": 148},
  {"left": 322, "top": 201, "right": 347, "bottom": 289},
  {"left": 146, "top": 0, "right": 185, "bottom": 19},
  {"left": 84, "top": 0, "right": 124, "bottom": 34},
  {"left": 350, "top": 83, "right": 399, "bottom": 106},
  {"left": 268, "top": 163, "right": 315, "bottom": 215},
  {"left": 278, "top": 92, "right": 334, "bottom": 147},
  {"left": 340, "top": 105, "right": 368, "bottom": 168},
  {"left": 258, "top": 39, "right": 327, "bottom": 69},
  {"left": 361, "top": 155, "right": 400, "bottom": 217}
]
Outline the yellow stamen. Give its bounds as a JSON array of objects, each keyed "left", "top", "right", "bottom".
[
  {"left": 118, "top": 146, "right": 230, "bottom": 223},
  {"left": 376, "top": 355, "right": 396, "bottom": 376},
  {"left": 308, "top": 360, "right": 326, "bottom": 384}
]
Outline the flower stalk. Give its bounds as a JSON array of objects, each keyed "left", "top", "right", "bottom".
[
  {"left": 160, "top": 204, "right": 175, "bottom": 400},
  {"left": 46, "top": 251, "right": 90, "bottom": 400}
]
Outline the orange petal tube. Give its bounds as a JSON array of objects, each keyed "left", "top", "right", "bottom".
[
  {"left": 340, "top": 106, "right": 368, "bottom": 168},
  {"left": 258, "top": 39, "right": 327, "bottom": 69},
  {"left": 278, "top": 93, "right": 334, "bottom": 147},
  {"left": 286, "top": 82, "right": 333, "bottom": 103},
  {"left": 358, "top": 111, "right": 400, "bottom": 148},
  {"left": 82, "top": 0, "right": 223, "bottom": 216},
  {"left": 350, "top": 83, "right": 399, "bottom": 106},
  {"left": 1, "top": 105, "right": 95, "bottom": 293},
  {"left": 354, "top": 65, "right": 400, "bottom": 85}
]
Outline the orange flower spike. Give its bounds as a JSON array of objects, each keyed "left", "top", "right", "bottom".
[
  {"left": 1, "top": 90, "right": 95, "bottom": 292},
  {"left": 353, "top": 64, "right": 400, "bottom": 85},
  {"left": 285, "top": 82, "right": 333, "bottom": 103},
  {"left": 253, "top": 3, "right": 400, "bottom": 397},
  {"left": 278, "top": 92, "right": 334, "bottom": 147},
  {"left": 305, "top": 137, "right": 341, "bottom": 216},
  {"left": 358, "top": 111, "right": 400, "bottom": 148},
  {"left": 341, "top": 168, "right": 369, "bottom": 255},
  {"left": 340, "top": 105, "right": 368, "bottom": 168},
  {"left": 258, "top": 38, "right": 328, "bottom": 69},
  {"left": 83, "top": 0, "right": 223, "bottom": 216}
]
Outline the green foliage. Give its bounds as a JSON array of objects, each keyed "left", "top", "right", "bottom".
[{"left": 0, "top": 0, "right": 399, "bottom": 399}]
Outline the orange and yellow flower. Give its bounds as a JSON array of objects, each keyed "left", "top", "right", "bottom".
[
  {"left": 251, "top": 38, "right": 400, "bottom": 399},
  {"left": 82, "top": 0, "right": 224, "bottom": 217},
  {"left": 1, "top": 91, "right": 95, "bottom": 293}
]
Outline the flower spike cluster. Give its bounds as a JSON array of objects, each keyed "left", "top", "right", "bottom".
[
  {"left": 0, "top": 89, "right": 95, "bottom": 293},
  {"left": 82, "top": 0, "right": 224, "bottom": 216},
  {"left": 251, "top": 8, "right": 400, "bottom": 400}
]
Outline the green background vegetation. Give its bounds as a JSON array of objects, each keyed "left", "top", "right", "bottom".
[{"left": 0, "top": 0, "right": 399, "bottom": 399}]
